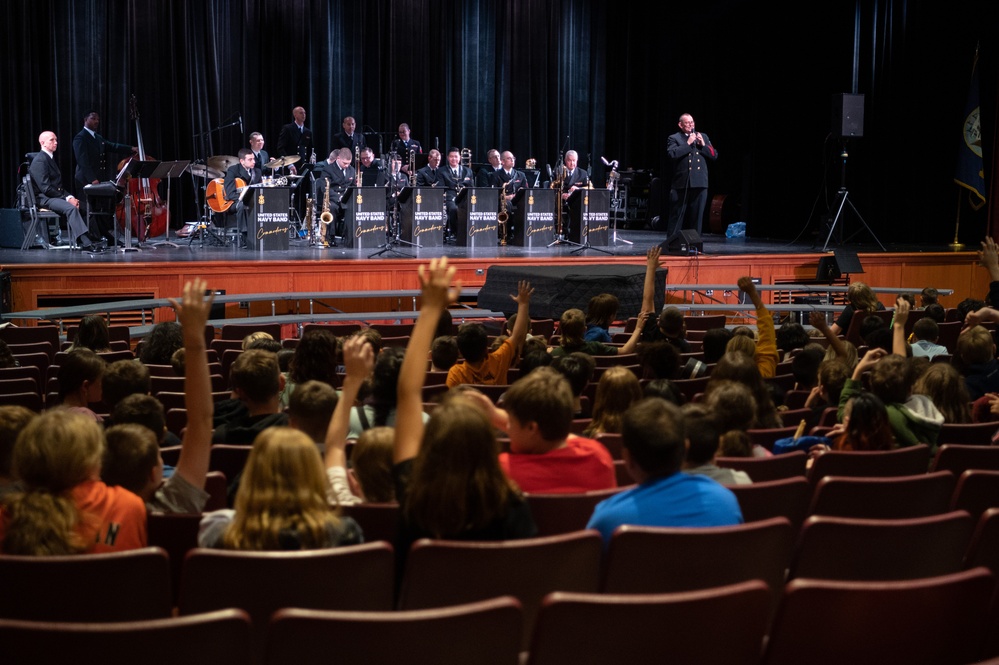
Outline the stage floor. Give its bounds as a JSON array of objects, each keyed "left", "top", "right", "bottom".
[{"left": 0, "top": 229, "right": 957, "bottom": 265}]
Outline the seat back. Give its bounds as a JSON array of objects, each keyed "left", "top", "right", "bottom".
[
  {"left": 938, "top": 421, "right": 999, "bottom": 446},
  {"left": 180, "top": 543, "right": 395, "bottom": 652},
  {"left": 602, "top": 518, "right": 793, "bottom": 618},
  {"left": 340, "top": 502, "right": 400, "bottom": 545},
  {"left": 266, "top": 597, "right": 522, "bottom": 665},
  {"left": 728, "top": 477, "right": 812, "bottom": 531},
  {"left": 717, "top": 450, "right": 807, "bottom": 482},
  {"left": 951, "top": 469, "right": 999, "bottom": 520},
  {"left": 788, "top": 511, "right": 974, "bottom": 582},
  {"left": 220, "top": 323, "right": 282, "bottom": 341},
  {"left": 966, "top": 508, "right": 999, "bottom": 577},
  {"left": 208, "top": 444, "right": 253, "bottom": 485},
  {"left": 843, "top": 308, "right": 893, "bottom": 346},
  {"left": 0, "top": 547, "right": 172, "bottom": 622},
  {"left": 525, "top": 487, "right": 624, "bottom": 537},
  {"left": 762, "top": 569, "right": 995, "bottom": 665},
  {"left": 809, "top": 471, "right": 956, "bottom": 519},
  {"left": 528, "top": 582, "right": 770, "bottom": 665},
  {"left": 933, "top": 444, "right": 999, "bottom": 475},
  {"left": 0, "top": 609, "right": 253, "bottom": 665},
  {"left": 807, "top": 444, "right": 931, "bottom": 484},
  {"left": 398, "top": 530, "right": 603, "bottom": 650}
]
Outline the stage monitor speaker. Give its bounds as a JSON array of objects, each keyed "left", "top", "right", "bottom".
[
  {"left": 661, "top": 229, "right": 703, "bottom": 255},
  {"left": 832, "top": 93, "right": 864, "bottom": 137},
  {"left": 816, "top": 249, "right": 864, "bottom": 281}
]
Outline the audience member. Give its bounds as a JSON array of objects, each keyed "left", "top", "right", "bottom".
[
  {"left": 287, "top": 380, "right": 338, "bottom": 447},
  {"left": 959, "top": 307, "right": 999, "bottom": 399},
  {"left": 584, "top": 293, "right": 620, "bottom": 343},
  {"left": 471, "top": 367, "right": 616, "bottom": 494},
  {"left": 642, "top": 378, "right": 685, "bottom": 405},
  {"left": 920, "top": 287, "right": 939, "bottom": 308},
  {"left": 57, "top": 348, "right": 105, "bottom": 421},
  {"left": 325, "top": 336, "right": 394, "bottom": 506},
  {"left": 586, "top": 398, "right": 743, "bottom": 545},
  {"left": 348, "top": 346, "right": 427, "bottom": 438},
  {"left": 101, "top": 359, "right": 152, "bottom": 412},
  {"left": 838, "top": 348, "right": 943, "bottom": 447},
  {"left": 199, "top": 427, "right": 362, "bottom": 550},
  {"left": 241, "top": 331, "right": 274, "bottom": 351},
  {"left": 68, "top": 315, "right": 112, "bottom": 353},
  {"left": 0, "top": 406, "right": 36, "bottom": 501},
  {"left": 701, "top": 327, "right": 734, "bottom": 364},
  {"left": 550, "top": 352, "right": 595, "bottom": 416},
  {"left": 430, "top": 335, "right": 459, "bottom": 371},
  {"left": 0, "top": 410, "right": 147, "bottom": 554},
  {"left": 554, "top": 308, "right": 647, "bottom": 357},
  {"left": 640, "top": 247, "right": 692, "bottom": 352},
  {"left": 914, "top": 363, "right": 972, "bottom": 424},
  {"left": 810, "top": 392, "right": 895, "bottom": 458},
  {"left": 705, "top": 380, "right": 764, "bottom": 458},
  {"left": 709, "top": 351, "right": 782, "bottom": 428},
  {"left": 213, "top": 350, "right": 289, "bottom": 443},
  {"left": 447, "top": 280, "right": 533, "bottom": 387},
  {"left": 102, "top": 279, "right": 215, "bottom": 514},
  {"left": 681, "top": 403, "right": 751, "bottom": 485},
  {"left": 138, "top": 321, "right": 183, "bottom": 365},
  {"left": 395, "top": 258, "right": 536, "bottom": 552},
  {"left": 584, "top": 366, "right": 643, "bottom": 437},
  {"left": 829, "top": 282, "right": 886, "bottom": 336}
]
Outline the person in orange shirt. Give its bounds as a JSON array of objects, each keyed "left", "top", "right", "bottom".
[{"left": 0, "top": 410, "right": 146, "bottom": 554}]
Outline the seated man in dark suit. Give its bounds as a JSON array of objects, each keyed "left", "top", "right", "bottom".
[
  {"left": 476, "top": 148, "right": 502, "bottom": 187},
  {"left": 29, "top": 131, "right": 92, "bottom": 248},
  {"left": 248, "top": 132, "right": 270, "bottom": 177}
]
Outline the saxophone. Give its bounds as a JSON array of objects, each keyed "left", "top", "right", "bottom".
[
  {"left": 304, "top": 195, "right": 314, "bottom": 241},
  {"left": 497, "top": 179, "right": 510, "bottom": 246},
  {"left": 319, "top": 178, "right": 333, "bottom": 247}
]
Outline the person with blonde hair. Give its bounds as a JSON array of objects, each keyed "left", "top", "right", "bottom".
[
  {"left": 0, "top": 410, "right": 146, "bottom": 554},
  {"left": 199, "top": 426, "right": 362, "bottom": 550},
  {"left": 829, "top": 282, "right": 885, "bottom": 336}
]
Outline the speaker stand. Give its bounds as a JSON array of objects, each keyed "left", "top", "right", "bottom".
[{"left": 820, "top": 187, "right": 886, "bottom": 252}]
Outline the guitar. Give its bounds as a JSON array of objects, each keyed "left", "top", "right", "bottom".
[{"left": 205, "top": 177, "right": 246, "bottom": 214}]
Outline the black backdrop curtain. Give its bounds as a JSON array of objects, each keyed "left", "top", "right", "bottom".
[{"left": 1, "top": 0, "right": 995, "bottom": 243}]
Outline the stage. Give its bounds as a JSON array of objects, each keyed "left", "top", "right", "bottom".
[{"left": 0, "top": 228, "right": 985, "bottom": 329}]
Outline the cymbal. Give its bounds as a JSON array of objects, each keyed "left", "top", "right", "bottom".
[
  {"left": 266, "top": 155, "right": 302, "bottom": 168},
  {"left": 187, "top": 163, "right": 223, "bottom": 180},
  {"left": 207, "top": 155, "right": 239, "bottom": 171}
]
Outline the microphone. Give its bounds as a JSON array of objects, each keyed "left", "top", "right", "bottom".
[
  {"left": 238, "top": 114, "right": 243, "bottom": 134},
  {"left": 546, "top": 164, "right": 553, "bottom": 179}
]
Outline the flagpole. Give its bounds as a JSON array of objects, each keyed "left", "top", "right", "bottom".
[{"left": 951, "top": 189, "right": 965, "bottom": 251}]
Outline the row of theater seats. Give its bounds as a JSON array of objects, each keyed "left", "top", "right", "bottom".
[{"left": 2, "top": 516, "right": 998, "bottom": 664}]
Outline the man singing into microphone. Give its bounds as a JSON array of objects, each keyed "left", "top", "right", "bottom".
[{"left": 666, "top": 113, "right": 717, "bottom": 242}]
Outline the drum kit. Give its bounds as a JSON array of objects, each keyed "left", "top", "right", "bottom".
[{"left": 182, "top": 154, "right": 303, "bottom": 247}]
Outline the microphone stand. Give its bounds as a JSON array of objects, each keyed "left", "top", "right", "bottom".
[
  {"left": 570, "top": 185, "right": 613, "bottom": 256},
  {"left": 603, "top": 156, "right": 631, "bottom": 245},
  {"left": 369, "top": 171, "right": 416, "bottom": 258}
]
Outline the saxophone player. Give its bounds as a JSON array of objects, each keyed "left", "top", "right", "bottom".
[
  {"left": 492, "top": 151, "right": 527, "bottom": 244},
  {"left": 442, "top": 147, "right": 473, "bottom": 243},
  {"left": 318, "top": 148, "right": 355, "bottom": 243}
]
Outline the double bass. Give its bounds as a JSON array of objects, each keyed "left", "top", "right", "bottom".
[{"left": 116, "top": 95, "right": 168, "bottom": 241}]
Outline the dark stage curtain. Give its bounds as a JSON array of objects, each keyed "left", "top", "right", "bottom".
[{"left": 1, "top": 0, "right": 994, "bottom": 244}]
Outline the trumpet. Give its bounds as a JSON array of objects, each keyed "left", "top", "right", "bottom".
[
  {"left": 320, "top": 177, "right": 333, "bottom": 247},
  {"left": 409, "top": 150, "right": 416, "bottom": 186},
  {"left": 497, "top": 180, "right": 510, "bottom": 246},
  {"left": 355, "top": 146, "right": 362, "bottom": 187}
]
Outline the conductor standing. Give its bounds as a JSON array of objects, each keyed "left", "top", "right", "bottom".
[{"left": 666, "top": 113, "right": 717, "bottom": 241}]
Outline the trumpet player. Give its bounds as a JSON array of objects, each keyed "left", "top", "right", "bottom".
[
  {"left": 390, "top": 123, "right": 422, "bottom": 176},
  {"left": 332, "top": 116, "right": 365, "bottom": 152}
]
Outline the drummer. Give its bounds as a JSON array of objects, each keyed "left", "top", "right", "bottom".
[{"left": 249, "top": 133, "right": 270, "bottom": 177}]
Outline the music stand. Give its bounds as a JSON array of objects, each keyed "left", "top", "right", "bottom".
[
  {"left": 143, "top": 160, "right": 189, "bottom": 249},
  {"left": 569, "top": 188, "right": 613, "bottom": 256}
]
